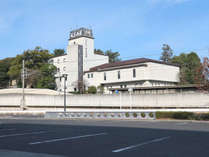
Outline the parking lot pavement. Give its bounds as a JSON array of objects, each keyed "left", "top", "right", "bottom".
[{"left": 0, "top": 119, "right": 209, "bottom": 157}]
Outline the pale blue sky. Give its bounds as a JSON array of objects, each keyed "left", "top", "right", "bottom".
[{"left": 0, "top": 0, "right": 209, "bottom": 60}]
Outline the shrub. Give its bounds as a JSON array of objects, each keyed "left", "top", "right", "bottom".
[
  {"left": 87, "top": 86, "right": 97, "bottom": 94},
  {"left": 156, "top": 112, "right": 196, "bottom": 120},
  {"left": 125, "top": 113, "right": 130, "bottom": 117},
  {"left": 149, "top": 112, "right": 154, "bottom": 118},
  {"left": 199, "top": 113, "right": 209, "bottom": 120},
  {"left": 141, "top": 112, "right": 146, "bottom": 118},
  {"left": 133, "top": 113, "right": 138, "bottom": 118},
  {"left": 173, "top": 112, "right": 194, "bottom": 120}
]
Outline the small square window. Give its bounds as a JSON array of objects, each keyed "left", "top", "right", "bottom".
[{"left": 91, "top": 73, "right": 93, "bottom": 78}]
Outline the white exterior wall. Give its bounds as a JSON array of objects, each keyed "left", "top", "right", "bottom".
[
  {"left": 52, "top": 31, "right": 108, "bottom": 92},
  {"left": 84, "top": 62, "right": 180, "bottom": 91},
  {"left": 68, "top": 37, "right": 108, "bottom": 71},
  {"left": 145, "top": 62, "right": 180, "bottom": 83}
]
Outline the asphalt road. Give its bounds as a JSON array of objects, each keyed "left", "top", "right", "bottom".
[{"left": 0, "top": 118, "right": 209, "bottom": 157}]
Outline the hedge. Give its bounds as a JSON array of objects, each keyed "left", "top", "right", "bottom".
[{"left": 156, "top": 112, "right": 209, "bottom": 120}]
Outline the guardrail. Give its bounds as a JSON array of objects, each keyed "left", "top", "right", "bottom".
[{"left": 45, "top": 111, "right": 156, "bottom": 120}]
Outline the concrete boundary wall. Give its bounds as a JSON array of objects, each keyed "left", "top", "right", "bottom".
[{"left": 0, "top": 92, "right": 208, "bottom": 108}]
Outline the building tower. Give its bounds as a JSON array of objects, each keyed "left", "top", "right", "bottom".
[{"left": 51, "top": 28, "right": 109, "bottom": 92}]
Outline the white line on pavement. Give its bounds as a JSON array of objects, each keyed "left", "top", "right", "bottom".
[
  {"left": 29, "top": 132, "right": 107, "bottom": 145},
  {"left": 0, "top": 131, "right": 47, "bottom": 138},
  {"left": 176, "top": 122, "right": 188, "bottom": 125},
  {"left": 112, "top": 136, "right": 171, "bottom": 153}
]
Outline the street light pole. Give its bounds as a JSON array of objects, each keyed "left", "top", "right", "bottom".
[
  {"left": 63, "top": 74, "right": 68, "bottom": 112},
  {"left": 21, "top": 60, "right": 25, "bottom": 110}
]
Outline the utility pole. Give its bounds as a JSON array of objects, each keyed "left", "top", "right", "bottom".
[
  {"left": 63, "top": 74, "right": 68, "bottom": 112},
  {"left": 21, "top": 60, "right": 25, "bottom": 110}
]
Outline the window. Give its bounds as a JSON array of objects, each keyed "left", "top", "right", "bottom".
[
  {"left": 91, "top": 73, "right": 93, "bottom": 78},
  {"left": 120, "top": 85, "right": 123, "bottom": 88},
  {"left": 104, "top": 72, "right": 106, "bottom": 80},
  {"left": 63, "top": 66, "right": 66, "bottom": 71},
  {"left": 133, "top": 69, "right": 136, "bottom": 78},
  {"left": 63, "top": 58, "right": 66, "bottom": 62},
  {"left": 57, "top": 68, "right": 60, "bottom": 73},
  {"left": 88, "top": 74, "right": 90, "bottom": 78},
  {"left": 118, "top": 71, "right": 120, "bottom": 79},
  {"left": 57, "top": 59, "right": 60, "bottom": 64}
]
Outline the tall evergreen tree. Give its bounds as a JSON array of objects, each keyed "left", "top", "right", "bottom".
[{"left": 160, "top": 44, "right": 173, "bottom": 63}]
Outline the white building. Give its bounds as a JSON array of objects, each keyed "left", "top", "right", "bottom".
[
  {"left": 84, "top": 58, "right": 180, "bottom": 93},
  {"left": 50, "top": 28, "right": 109, "bottom": 92},
  {"left": 50, "top": 27, "right": 180, "bottom": 93}
]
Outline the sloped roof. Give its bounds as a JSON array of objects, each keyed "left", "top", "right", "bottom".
[{"left": 86, "top": 58, "right": 179, "bottom": 72}]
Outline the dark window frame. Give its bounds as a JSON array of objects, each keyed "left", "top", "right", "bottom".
[
  {"left": 133, "top": 69, "right": 136, "bottom": 78},
  {"left": 104, "top": 72, "right": 106, "bottom": 80},
  {"left": 118, "top": 71, "right": 120, "bottom": 79}
]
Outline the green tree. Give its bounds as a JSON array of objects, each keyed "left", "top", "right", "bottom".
[
  {"left": 37, "top": 64, "right": 57, "bottom": 89},
  {"left": 172, "top": 52, "right": 202, "bottom": 84},
  {"left": 53, "top": 49, "right": 65, "bottom": 57},
  {"left": 8, "top": 46, "right": 54, "bottom": 88},
  {"left": 94, "top": 49, "right": 121, "bottom": 63},
  {"left": 160, "top": 44, "right": 173, "bottom": 63},
  {"left": 0, "top": 58, "right": 14, "bottom": 88},
  {"left": 94, "top": 49, "right": 104, "bottom": 55},
  {"left": 105, "top": 49, "right": 121, "bottom": 63}
]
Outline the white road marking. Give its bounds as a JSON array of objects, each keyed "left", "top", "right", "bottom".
[
  {"left": 112, "top": 136, "right": 171, "bottom": 153},
  {"left": 0, "top": 131, "right": 47, "bottom": 138},
  {"left": 176, "top": 122, "right": 188, "bottom": 125},
  {"left": 29, "top": 132, "right": 107, "bottom": 145}
]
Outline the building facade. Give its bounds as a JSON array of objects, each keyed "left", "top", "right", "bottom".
[
  {"left": 84, "top": 58, "right": 180, "bottom": 93},
  {"left": 49, "top": 28, "right": 109, "bottom": 92},
  {"left": 50, "top": 27, "right": 180, "bottom": 93}
]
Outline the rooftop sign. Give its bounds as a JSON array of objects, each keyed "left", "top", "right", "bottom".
[{"left": 70, "top": 27, "right": 93, "bottom": 40}]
